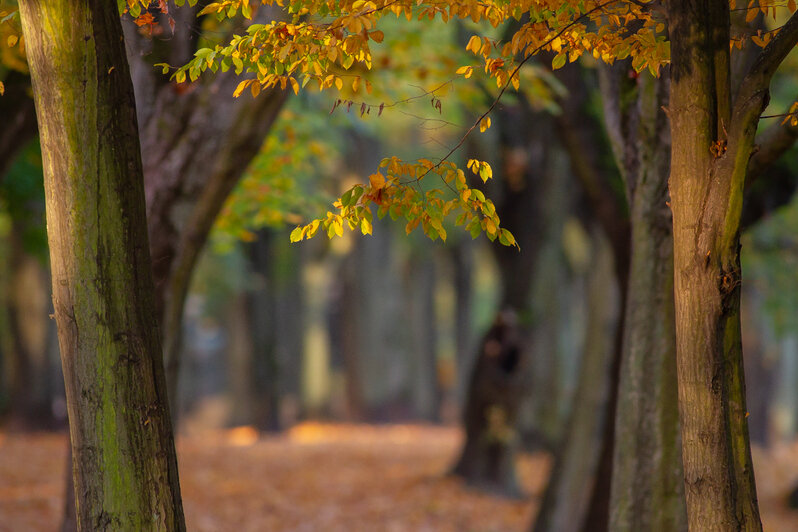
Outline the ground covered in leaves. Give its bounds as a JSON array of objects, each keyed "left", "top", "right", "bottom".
[{"left": 1, "top": 423, "right": 798, "bottom": 531}]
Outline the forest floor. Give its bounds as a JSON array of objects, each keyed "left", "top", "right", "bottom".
[{"left": 1, "top": 422, "right": 798, "bottom": 531}]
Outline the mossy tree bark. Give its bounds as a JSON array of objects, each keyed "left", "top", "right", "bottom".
[
  {"left": 667, "top": 1, "right": 798, "bottom": 528},
  {"left": 18, "top": 0, "right": 185, "bottom": 529}
]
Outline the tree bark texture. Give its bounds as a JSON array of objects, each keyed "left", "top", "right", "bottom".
[
  {"left": 665, "top": 0, "right": 792, "bottom": 527},
  {"left": 18, "top": 0, "right": 185, "bottom": 529},
  {"left": 597, "top": 66, "right": 687, "bottom": 531},
  {"left": 122, "top": 7, "right": 289, "bottom": 418}
]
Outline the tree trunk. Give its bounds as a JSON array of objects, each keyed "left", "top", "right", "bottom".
[
  {"left": 122, "top": 7, "right": 289, "bottom": 421},
  {"left": 596, "top": 66, "right": 687, "bottom": 531},
  {"left": 452, "top": 101, "right": 550, "bottom": 494},
  {"left": 532, "top": 229, "right": 618, "bottom": 532},
  {"left": 406, "top": 246, "right": 441, "bottom": 421},
  {"left": 668, "top": 0, "right": 764, "bottom": 528},
  {"left": 452, "top": 311, "right": 526, "bottom": 495},
  {"left": 18, "top": 0, "right": 185, "bottom": 529},
  {"left": 248, "top": 229, "right": 304, "bottom": 430},
  {"left": 5, "top": 232, "right": 58, "bottom": 430},
  {"left": 227, "top": 292, "right": 255, "bottom": 427},
  {"left": 531, "top": 62, "right": 631, "bottom": 532}
]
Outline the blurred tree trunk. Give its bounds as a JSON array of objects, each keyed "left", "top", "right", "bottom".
[
  {"left": 19, "top": 0, "right": 185, "bottom": 528},
  {"left": 452, "top": 100, "right": 549, "bottom": 495},
  {"left": 741, "top": 287, "right": 776, "bottom": 446},
  {"left": 453, "top": 310, "right": 525, "bottom": 494},
  {"left": 4, "top": 230, "right": 58, "bottom": 430},
  {"left": 227, "top": 291, "right": 255, "bottom": 427},
  {"left": 248, "top": 229, "right": 304, "bottom": 430},
  {"left": 530, "top": 62, "right": 631, "bottom": 532},
  {"left": 451, "top": 240, "right": 474, "bottom": 404},
  {"left": 533, "top": 229, "right": 618, "bottom": 532},
  {"left": 406, "top": 246, "right": 441, "bottom": 421}
]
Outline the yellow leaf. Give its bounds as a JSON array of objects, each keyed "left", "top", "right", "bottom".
[
  {"left": 335, "top": 77, "right": 343, "bottom": 91},
  {"left": 552, "top": 51, "right": 567, "bottom": 70},
  {"left": 290, "top": 77, "right": 300, "bottom": 95},
  {"left": 369, "top": 173, "right": 386, "bottom": 189},
  {"left": 360, "top": 218, "right": 372, "bottom": 235},
  {"left": 233, "top": 79, "right": 250, "bottom": 98},
  {"left": 369, "top": 30, "right": 384, "bottom": 43},
  {"left": 479, "top": 116, "right": 491, "bottom": 133},
  {"left": 0, "top": 81, "right": 4, "bottom": 96},
  {"left": 466, "top": 35, "right": 481, "bottom": 54},
  {"left": 7, "top": 35, "right": 18, "bottom": 47}
]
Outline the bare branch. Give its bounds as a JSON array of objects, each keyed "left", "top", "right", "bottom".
[{"left": 747, "top": 110, "right": 798, "bottom": 186}]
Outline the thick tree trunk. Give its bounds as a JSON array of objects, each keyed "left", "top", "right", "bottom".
[
  {"left": 18, "top": 0, "right": 185, "bottom": 529},
  {"left": 668, "top": 0, "right": 766, "bottom": 528},
  {"left": 531, "top": 63, "right": 631, "bottom": 532}
]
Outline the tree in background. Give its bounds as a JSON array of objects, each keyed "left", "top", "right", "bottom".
[{"left": 175, "top": 0, "right": 798, "bottom": 528}]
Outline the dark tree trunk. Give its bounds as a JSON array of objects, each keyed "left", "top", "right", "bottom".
[
  {"left": 531, "top": 63, "right": 631, "bottom": 532},
  {"left": 452, "top": 312, "right": 526, "bottom": 495},
  {"left": 122, "top": 7, "right": 289, "bottom": 420},
  {"left": 19, "top": 0, "right": 185, "bottom": 528},
  {"left": 5, "top": 232, "right": 59, "bottom": 430},
  {"left": 0, "top": 71, "right": 37, "bottom": 184},
  {"left": 453, "top": 100, "right": 549, "bottom": 494},
  {"left": 248, "top": 229, "right": 304, "bottom": 430},
  {"left": 406, "top": 246, "right": 441, "bottom": 421}
]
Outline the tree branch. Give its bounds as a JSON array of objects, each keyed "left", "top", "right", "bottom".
[
  {"left": 747, "top": 111, "right": 798, "bottom": 185},
  {"left": 741, "top": 10, "right": 798, "bottom": 92}
]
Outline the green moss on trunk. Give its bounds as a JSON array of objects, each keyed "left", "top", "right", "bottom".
[{"left": 18, "top": 0, "right": 185, "bottom": 529}]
